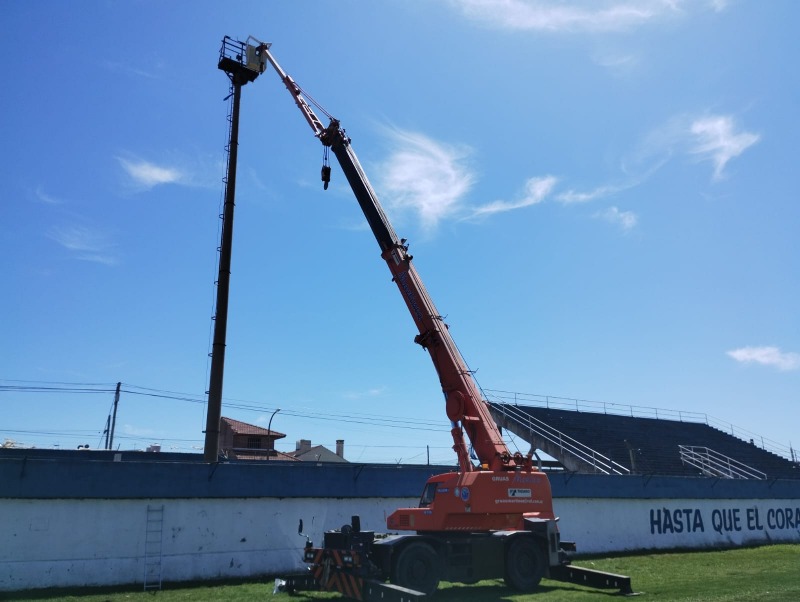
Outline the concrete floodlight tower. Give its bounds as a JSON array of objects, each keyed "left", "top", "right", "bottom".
[{"left": 204, "top": 37, "right": 268, "bottom": 463}]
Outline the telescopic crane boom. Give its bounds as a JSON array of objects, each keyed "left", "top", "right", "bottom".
[{"left": 256, "top": 43, "right": 527, "bottom": 478}]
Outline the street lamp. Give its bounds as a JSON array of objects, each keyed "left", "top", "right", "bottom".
[{"left": 267, "top": 408, "right": 280, "bottom": 460}]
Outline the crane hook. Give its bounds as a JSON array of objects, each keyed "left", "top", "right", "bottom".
[
  {"left": 321, "top": 165, "right": 331, "bottom": 190},
  {"left": 321, "top": 145, "right": 331, "bottom": 190}
]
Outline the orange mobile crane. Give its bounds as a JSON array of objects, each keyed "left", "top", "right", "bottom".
[{"left": 220, "top": 37, "right": 633, "bottom": 600}]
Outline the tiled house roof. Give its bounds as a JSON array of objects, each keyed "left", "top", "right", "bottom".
[
  {"left": 221, "top": 416, "right": 285, "bottom": 439},
  {"left": 219, "top": 416, "right": 290, "bottom": 461}
]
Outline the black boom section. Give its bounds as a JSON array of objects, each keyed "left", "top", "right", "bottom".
[{"left": 331, "top": 140, "right": 399, "bottom": 253}]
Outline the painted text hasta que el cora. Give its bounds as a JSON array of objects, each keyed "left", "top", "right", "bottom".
[{"left": 650, "top": 505, "right": 800, "bottom": 535}]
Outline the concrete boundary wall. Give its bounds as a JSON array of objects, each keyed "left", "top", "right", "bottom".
[
  {"left": 1, "top": 451, "right": 798, "bottom": 592},
  {"left": 1, "top": 497, "right": 412, "bottom": 592},
  {"left": 557, "top": 497, "right": 800, "bottom": 553},
  {"left": 2, "top": 495, "right": 798, "bottom": 592}
]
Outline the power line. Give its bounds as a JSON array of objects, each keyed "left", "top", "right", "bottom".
[
  {"left": 1, "top": 379, "right": 452, "bottom": 442},
  {"left": 0, "top": 379, "right": 117, "bottom": 387},
  {"left": 0, "top": 385, "right": 116, "bottom": 394},
  {"left": 115, "top": 383, "right": 447, "bottom": 431},
  {"left": 0, "top": 379, "right": 519, "bottom": 463}
]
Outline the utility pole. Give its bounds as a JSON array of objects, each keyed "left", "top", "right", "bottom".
[
  {"left": 103, "top": 415, "right": 111, "bottom": 450},
  {"left": 204, "top": 37, "right": 267, "bottom": 463},
  {"left": 108, "top": 382, "right": 121, "bottom": 450}
]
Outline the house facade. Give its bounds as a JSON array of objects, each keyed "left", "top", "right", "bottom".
[{"left": 219, "top": 417, "right": 290, "bottom": 460}]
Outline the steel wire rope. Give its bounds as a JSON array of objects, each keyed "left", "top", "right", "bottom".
[{"left": 293, "top": 81, "right": 336, "bottom": 122}]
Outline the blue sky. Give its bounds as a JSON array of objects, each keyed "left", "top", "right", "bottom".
[{"left": 2, "top": 1, "right": 797, "bottom": 463}]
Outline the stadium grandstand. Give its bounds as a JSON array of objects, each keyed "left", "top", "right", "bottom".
[{"left": 486, "top": 390, "right": 799, "bottom": 481}]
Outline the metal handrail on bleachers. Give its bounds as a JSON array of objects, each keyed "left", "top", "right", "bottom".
[
  {"left": 484, "top": 388, "right": 796, "bottom": 463},
  {"left": 492, "top": 403, "right": 630, "bottom": 475},
  {"left": 678, "top": 445, "right": 767, "bottom": 480}
]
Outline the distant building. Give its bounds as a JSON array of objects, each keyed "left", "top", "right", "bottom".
[
  {"left": 219, "top": 417, "right": 347, "bottom": 463},
  {"left": 291, "top": 438, "right": 348, "bottom": 463},
  {"left": 219, "top": 416, "right": 293, "bottom": 460}
]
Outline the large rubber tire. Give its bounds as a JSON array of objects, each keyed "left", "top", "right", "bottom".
[
  {"left": 504, "top": 536, "right": 546, "bottom": 592},
  {"left": 392, "top": 541, "right": 442, "bottom": 596}
]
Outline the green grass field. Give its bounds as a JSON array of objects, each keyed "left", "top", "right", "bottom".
[{"left": 6, "top": 544, "right": 798, "bottom": 602}]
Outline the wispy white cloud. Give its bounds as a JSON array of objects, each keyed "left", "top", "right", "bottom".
[
  {"left": 117, "top": 152, "right": 224, "bottom": 192},
  {"left": 122, "top": 424, "right": 161, "bottom": 438},
  {"left": 47, "top": 224, "right": 118, "bottom": 266},
  {"left": 375, "top": 128, "right": 629, "bottom": 230},
  {"left": 448, "top": 0, "right": 726, "bottom": 33},
  {"left": 555, "top": 152, "right": 670, "bottom": 206},
  {"left": 689, "top": 116, "right": 760, "bottom": 180},
  {"left": 594, "top": 206, "right": 638, "bottom": 231},
  {"left": 34, "top": 186, "right": 65, "bottom": 205},
  {"left": 591, "top": 50, "right": 641, "bottom": 75},
  {"left": 557, "top": 183, "right": 628, "bottom": 204},
  {"left": 554, "top": 164, "right": 662, "bottom": 232},
  {"left": 546, "top": 112, "right": 756, "bottom": 232},
  {"left": 341, "top": 387, "right": 387, "bottom": 400},
  {"left": 377, "top": 112, "right": 754, "bottom": 234},
  {"left": 631, "top": 113, "right": 759, "bottom": 181},
  {"left": 377, "top": 128, "right": 475, "bottom": 231},
  {"left": 727, "top": 346, "right": 800, "bottom": 372},
  {"left": 118, "top": 156, "right": 186, "bottom": 190},
  {"left": 469, "top": 175, "right": 557, "bottom": 219},
  {"left": 103, "top": 60, "right": 161, "bottom": 79}
]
